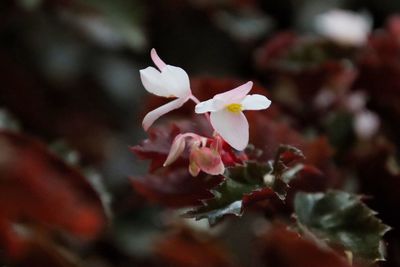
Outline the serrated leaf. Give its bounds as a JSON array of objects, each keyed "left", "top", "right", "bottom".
[
  {"left": 186, "top": 165, "right": 285, "bottom": 225},
  {"left": 275, "top": 144, "right": 305, "bottom": 167},
  {"left": 294, "top": 191, "right": 391, "bottom": 262},
  {"left": 186, "top": 146, "right": 306, "bottom": 225},
  {"left": 272, "top": 145, "right": 305, "bottom": 184},
  {"left": 184, "top": 145, "right": 307, "bottom": 225},
  {"left": 185, "top": 176, "right": 267, "bottom": 225}
]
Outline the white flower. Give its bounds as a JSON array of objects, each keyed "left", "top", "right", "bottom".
[
  {"left": 354, "top": 110, "right": 380, "bottom": 140},
  {"left": 315, "top": 9, "right": 372, "bottom": 46},
  {"left": 140, "top": 49, "right": 192, "bottom": 130},
  {"left": 195, "top": 81, "right": 271, "bottom": 151}
]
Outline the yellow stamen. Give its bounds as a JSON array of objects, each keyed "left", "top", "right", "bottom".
[{"left": 226, "top": 103, "right": 243, "bottom": 113}]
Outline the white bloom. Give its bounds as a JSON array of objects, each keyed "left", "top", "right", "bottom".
[
  {"left": 315, "top": 9, "right": 372, "bottom": 46},
  {"left": 354, "top": 110, "right": 380, "bottom": 140},
  {"left": 345, "top": 91, "right": 367, "bottom": 113},
  {"left": 140, "top": 49, "right": 192, "bottom": 130},
  {"left": 195, "top": 81, "right": 271, "bottom": 150}
]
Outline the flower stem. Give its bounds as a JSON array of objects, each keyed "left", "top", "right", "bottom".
[
  {"left": 189, "top": 95, "right": 201, "bottom": 104},
  {"left": 190, "top": 94, "right": 211, "bottom": 122}
]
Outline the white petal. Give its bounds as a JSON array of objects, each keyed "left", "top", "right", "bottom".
[
  {"left": 195, "top": 98, "right": 225, "bottom": 113},
  {"left": 142, "top": 98, "right": 187, "bottom": 131},
  {"left": 139, "top": 67, "right": 171, "bottom": 97},
  {"left": 315, "top": 10, "right": 372, "bottom": 46},
  {"left": 210, "top": 110, "right": 249, "bottom": 151},
  {"left": 163, "top": 134, "right": 186, "bottom": 166},
  {"left": 241, "top": 94, "right": 271, "bottom": 110},
  {"left": 161, "top": 65, "right": 191, "bottom": 98},
  {"left": 214, "top": 81, "right": 253, "bottom": 104},
  {"left": 354, "top": 110, "right": 380, "bottom": 140}
]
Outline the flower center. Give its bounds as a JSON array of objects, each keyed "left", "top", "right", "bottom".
[{"left": 226, "top": 103, "right": 243, "bottom": 113}]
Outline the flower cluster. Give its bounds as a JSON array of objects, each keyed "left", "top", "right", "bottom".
[{"left": 140, "top": 49, "right": 271, "bottom": 175}]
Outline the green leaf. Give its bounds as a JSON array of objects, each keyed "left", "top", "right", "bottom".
[
  {"left": 185, "top": 181, "right": 246, "bottom": 226},
  {"left": 186, "top": 145, "right": 305, "bottom": 225},
  {"left": 294, "top": 191, "right": 391, "bottom": 262}
]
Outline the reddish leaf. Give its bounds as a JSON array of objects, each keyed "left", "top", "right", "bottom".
[
  {"left": 258, "top": 224, "right": 354, "bottom": 267},
  {"left": 255, "top": 31, "right": 299, "bottom": 70},
  {"left": 131, "top": 124, "right": 183, "bottom": 172},
  {"left": 248, "top": 112, "right": 341, "bottom": 188},
  {"left": 0, "top": 130, "right": 105, "bottom": 258},
  {"left": 274, "top": 144, "right": 305, "bottom": 168},
  {"left": 131, "top": 168, "right": 223, "bottom": 207},
  {"left": 154, "top": 228, "right": 237, "bottom": 267},
  {"left": 354, "top": 17, "right": 400, "bottom": 138}
]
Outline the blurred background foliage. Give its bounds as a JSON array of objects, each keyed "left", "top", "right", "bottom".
[{"left": 2, "top": 0, "right": 400, "bottom": 266}]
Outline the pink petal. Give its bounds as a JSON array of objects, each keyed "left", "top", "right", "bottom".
[
  {"left": 163, "top": 134, "right": 186, "bottom": 167},
  {"left": 214, "top": 81, "right": 253, "bottom": 104},
  {"left": 139, "top": 67, "right": 171, "bottom": 97},
  {"left": 142, "top": 97, "right": 187, "bottom": 131},
  {"left": 190, "top": 147, "right": 224, "bottom": 176},
  {"left": 210, "top": 109, "right": 249, "bottom": 151},
  {"left": 189, "top": 161, "right": 201, "bottom": 177},
  {"left": 151, "top": 48, "right": 167, "bottom": 70},
  {"left": 241, "top": 94, "right": 271, "bottom": 110}
]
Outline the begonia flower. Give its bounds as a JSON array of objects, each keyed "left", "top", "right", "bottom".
[
  {"left": 189, "top": 146, "right": 225, "bottom": 177},
  {"left": 140, "top": 49, "right": 192, "bottom": 130},
  {"left": 163, "top": 133, "right": 224, "bottom": 177},
  {"left": 195, "top": 81, "right": 271, "bottom": 151},
  {"left": 315, "top": 9, "right": 372, "bottom": 46}
]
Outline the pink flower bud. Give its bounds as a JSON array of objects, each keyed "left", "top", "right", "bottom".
[
  {"left": 189, "top": 146, "right": 225, "bottom": 176},
  {"left": 163, "top": 134, "right": 186, "bottom": 167}
]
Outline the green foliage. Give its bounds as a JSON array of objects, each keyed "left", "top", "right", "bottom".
[
  {"left": 294, "top": 191, "right": 391, "bottom": 262},
  {"left": 186, "top": 145, "right": 305, "bottom": 225}
]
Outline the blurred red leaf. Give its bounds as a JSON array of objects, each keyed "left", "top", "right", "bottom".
[
  {"left": 258, "top": 224, "right": 353, "bottom": 267},
  {"left": 131, "top": 168, "right": 223, "bottom": 207},
  {"left": 0, "top": 51, "right": 115, "bottom": 164},
  {"left": 131, "top": 124, "right": 184, "bottom": 172},
  {"left": 155, "top": 228, "right": 237, "bottom": 267},
  {"left": 0, "top": 130, "right": 106, "bottom": 258},
  {"left": 355, "top": 18, "right": 400, "bottom": 134},
  {"left": 255, "top": 31, "right": 298, "bottom": 70}
]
